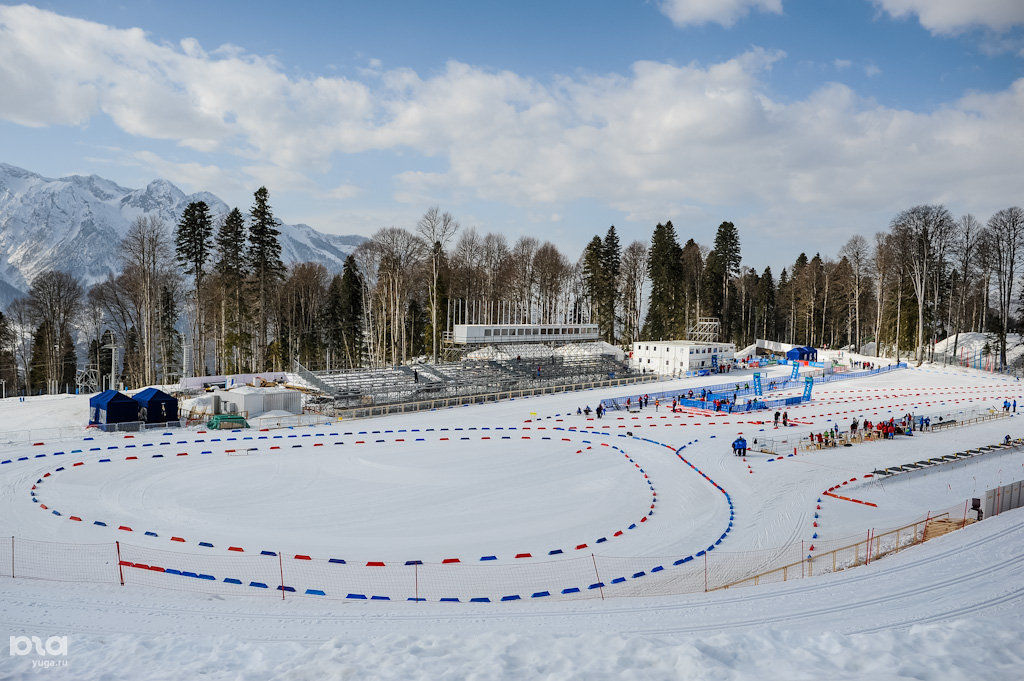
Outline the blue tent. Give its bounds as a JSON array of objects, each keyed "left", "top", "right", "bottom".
[
  {"left": 89, "top": 390, "right": 138, "bottom": 426},
  {"left": 786, "top": 346, "right": 818, "bottom": 362},
  {"left": 132, "top": 387, "right": 179, "bottom": 424}
]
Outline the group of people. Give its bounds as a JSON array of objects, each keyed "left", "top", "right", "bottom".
[
  {"left": 1002, "top": 399, "right": 1017, "bottom": 413},
  {"left": 772, "top": 410, "right": 790, "bottom": 427},
  {"left": 731, "top": 435, "right": 748, "bottom": 457},
  {"left": 809, "top": 428, "right": 841, "bottom": 448},
  {"left": 626, "top": 394, "right": 651, "bottom": 411},
  {"left": 578, "top": 403, "right": 606, "bottom": 418}
]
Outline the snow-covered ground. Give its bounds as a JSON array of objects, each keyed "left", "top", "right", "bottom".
[
  {"left": 934, "top": 332, "right": 1024, "bottom": 365},
  {"left": 0, "top": 362, "right": 1022, "bottom": 679}
]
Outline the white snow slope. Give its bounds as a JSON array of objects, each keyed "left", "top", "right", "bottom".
[{"left": 0, "top": 362, "right": 1022, "bottom": 679}]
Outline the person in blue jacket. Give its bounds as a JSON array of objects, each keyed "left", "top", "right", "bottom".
[{"left": 731, "top": 436, "right": 747, "bottom": 457}]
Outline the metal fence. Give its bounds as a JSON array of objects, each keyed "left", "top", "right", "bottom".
[
  {"left": 0, "top": 501, "right": 980, "bottom": 603},
  {"left": 755, "top": 406, "right": 1008, "bottom": 455},
  {"left": 325, "top": 374, "right": 660, "bottom": 421},
  {"left": 0, "top": 420, "right": 186, "bottom": 448}
]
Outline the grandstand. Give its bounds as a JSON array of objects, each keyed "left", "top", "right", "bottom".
[
  {"left": 297, "top": 350, "right": 638, "bottom": 410},
  {"left": 286, "top": 299, "right": 647, "bottom": 412}
]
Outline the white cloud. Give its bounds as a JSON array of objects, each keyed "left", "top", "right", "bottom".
[
  {"left": 864, "top": 63, "right": 882, "bottom": 77},
  {"left": 327, "top": 183, "right": 363, "bottom": 200},
  {"left": 128, "top": 151, "right": 244, "bottom": 194},
  {"left": 833, "top": 59, "right": 853, "bottom": 70},
  {"left": 658, "top": 0, "right": 783, "bottom": 28},
  {"left": 0, "top": 4, "right": 1022, "bottom": 252},
  {"left": 871, "top": 0, "right": 1024, "bottom": 34}
]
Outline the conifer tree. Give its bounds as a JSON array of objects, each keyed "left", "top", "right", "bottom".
[
  {"left": 175, "top": 201, "right": 213, "bottom": 376},
  {"left": 582, "top": 236, "right": 604, "bottom": 327},
  {"left": 642, "top": 221, "right": 683, "bottom": 340},
  {"left": 215, "top": 207, "right": 248, "bottom": 371},
  {"left": 600, "top": 226, "right": 621, "bottom": 343},
  {"left": 324, "top": 255, "right": 364, "bottom": 369},
  {"left": 247, "top": 187, "right": 284, "bottom": 369},
  {"left": 710, "top": 221, "right": 741, "bottom": 335}
]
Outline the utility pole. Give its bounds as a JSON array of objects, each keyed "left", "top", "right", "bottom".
[{"left": 102, "top": 342, "right": 119, "bottom": 391}]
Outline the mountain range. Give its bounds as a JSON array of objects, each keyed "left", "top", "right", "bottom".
[{"left": 0, "top": 163, "right": 367, "bottom": 307}]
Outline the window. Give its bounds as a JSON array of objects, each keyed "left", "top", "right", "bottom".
[{"left": 484, "top": 329, "right": 491, "bottom": 337}]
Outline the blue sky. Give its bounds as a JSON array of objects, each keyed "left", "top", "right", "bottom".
[{"left": 1, "top": 0, "right": 1022, "bottom": 268}]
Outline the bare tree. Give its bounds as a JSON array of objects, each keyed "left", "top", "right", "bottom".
[
  {"left": 985, "top": 206, "right": 1024, "bottom": 369},
  {"left": 839, "top": 235, "right": 870, "bottom": 351},
  {"left": 619, "top": 240, "right": 649, "bottom": 344},
  {"left": 890, "top": 205, "right": 954, "bottom": 364},
  {"left": 6, "top": 298, "right": 34, "bottom": 394},
  {"left": 533, "top": 242, "right": 569, "bottom": 322},
  {"left": 120, "top": 216, "right": 174, "bottom": 384},
  {"left": 26, "top": 271, "right": 83, "bottom": 390},
  {"left": 369, "top": 227, "right": 424, "bottom": 365},
  {"left": 509, "top": 237, "right": 540, "bottom": 314},
  {"left": 950, "top": 214, "right": 981, "bottom": 358},
  {"left": 415, "top": 207, "right": 459, "bottom": 362}
]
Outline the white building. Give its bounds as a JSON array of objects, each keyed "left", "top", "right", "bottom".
[
  {"left": 212, "top": 385, "right": 302, "bottom": 418},
  {"left": 450, "top": 323, "right": 599, "bottom": 344},
  {"left": 630, "top": 340, "right": 736, "bottom": 376}
]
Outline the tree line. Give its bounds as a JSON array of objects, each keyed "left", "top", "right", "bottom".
[{"left": 0, "top": 194, "right": 1021, "bottom": 395}]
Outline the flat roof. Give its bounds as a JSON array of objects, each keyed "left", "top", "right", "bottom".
[{"left": 633, "top": 340, "right": 735, "bottom": 348}]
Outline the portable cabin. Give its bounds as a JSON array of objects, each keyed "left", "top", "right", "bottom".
[
  {"left": 132, "top": 387, "right": 179, "bottom": 424},
  {"left": 89, "top": 390, "right": 139, "bottom": 427}
]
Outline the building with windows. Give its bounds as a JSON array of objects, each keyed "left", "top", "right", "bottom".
[
  {"left": 630, "top": 340, "right": 736, "bottom": 376},
  {"left": 450, "top": 323, "right": 599, "bottom": 344}
]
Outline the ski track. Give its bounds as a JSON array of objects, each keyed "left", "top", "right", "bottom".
[{"left": 0, "top": 362, "right": 1022, "bottom": 678}]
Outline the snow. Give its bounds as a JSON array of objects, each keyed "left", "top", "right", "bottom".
[
  {"left": 1, "top": 362, "right": 1023, "bottom": 678},
  {"left": 934, "top": 332, "right": 1024, "bottom": 364}
]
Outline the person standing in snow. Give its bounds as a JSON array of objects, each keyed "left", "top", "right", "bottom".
[
  {"left": 774, "top": 411, "right": 780, "bottom": 427},
  {"left": 782, "top": 411, "right": 788, "bottom": 427}
]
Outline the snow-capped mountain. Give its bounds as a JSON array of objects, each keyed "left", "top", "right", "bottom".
[{"left": 0, "top": 163, "right": 366, "bottom": 305}]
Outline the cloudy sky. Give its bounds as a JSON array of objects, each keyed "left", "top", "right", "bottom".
[{"left": 1, "top": 0, "right": 1021, "bottom": 267}]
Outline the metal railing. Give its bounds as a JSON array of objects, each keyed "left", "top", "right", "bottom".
[{"left": 327, "top": 373, "right": 660, "bottom": 421}]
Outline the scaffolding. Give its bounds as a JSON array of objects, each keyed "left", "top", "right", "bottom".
[{"left": 687, "top": 317, "right": 721, "bottom": 343}]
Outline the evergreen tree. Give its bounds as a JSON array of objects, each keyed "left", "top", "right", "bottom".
[
  {"left": 176, "top": 200, "right": 213, "bottom": 375},
  {"left": 0, "top": 310, "right": 15, "bottom": 395},
  {"left": 758, "top": 266, "right": 776, "bottom": 339},
  {"left": 600, "top": 226, "right": 621, "bottom": 343},
  {"left": 215, "top": 207, "right": 248, "bottom": 372},
  {"left": 642, "top": 222, "right": 683, "bottom": 340},
  {"left": 710, "top": 221, "right": 741, "bottom": 337},
  {"left": 216, "top": 208, "right": 249, "bottom": 281},
  {"left": 28, "top": 322, "right": 49, "bottom": 394},
  {"left": 323, "top": 255, "right": 364, "bottom": 368},
  {"left": 679, "top": 238, "right": 704, "bottom": 332},
  {"left": 247, "top": 186, "right": 284, "bottom": 369},
  {"left": 60, "top": 328, "right": 76, "bottom": 391},
  {"left": 159, "top": 285, "right": 181, "bottom": 381},
  {"left": 582, "top": 236, "right": 604, "bottom": 328},
  {"left": 176, "top": 201, "right": 214, "bottom": 287},
  {"left": 702, "top": 249, "right": 724, "bottom": 324}
]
